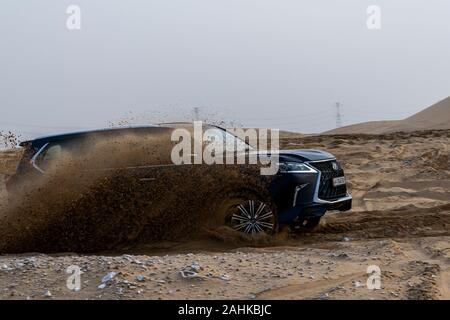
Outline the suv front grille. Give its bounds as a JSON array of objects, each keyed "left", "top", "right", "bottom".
[{"left": 309, "top": 160, "right": 347, "bottom": 200}]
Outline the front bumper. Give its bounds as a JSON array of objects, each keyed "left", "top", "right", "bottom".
[
  {"left": 277, "top": 193, "right": 352, "bottom": 224},
  {"left": 269, "top": 159, "right": 352, "bottom": 224},
  {"left": 315, "top": 193, "right": 352, "bottom": 211}
]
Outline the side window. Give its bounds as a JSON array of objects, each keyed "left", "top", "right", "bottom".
[
  {"left": 34, "top": 144, "right": 63, "bottom": 171},
  {"left": 203, "top": 129, "right": 250, "bottom": 153},
  {"left": 203, "top": 129, "right": 225, "bottom": 151}
]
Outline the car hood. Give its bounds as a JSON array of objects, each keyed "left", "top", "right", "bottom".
[{"left": 251, "top": 149, "right": 335, "bottom": 162}]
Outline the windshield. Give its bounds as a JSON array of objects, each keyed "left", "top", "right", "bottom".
[{"left": 203, "top": 128, "right": 253, "bottom": 153}]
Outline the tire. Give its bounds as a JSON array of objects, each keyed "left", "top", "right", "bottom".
[
  {"left": 290, "top": 217, "right": 321, "bottom": 233},
  {"left": 214, "top": 192, "right": 278, "bottom": 235}
]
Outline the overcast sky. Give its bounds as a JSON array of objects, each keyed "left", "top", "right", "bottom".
[{"left": 1, "top": 0, "right": 449, "bottom": 138}]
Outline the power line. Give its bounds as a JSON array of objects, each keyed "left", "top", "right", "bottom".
[
  {"left": 335, "top": 102, "right": 342, "bottom": 128},
  {"left": 192, "top": 107, "right": 200, "bottom": 121}
]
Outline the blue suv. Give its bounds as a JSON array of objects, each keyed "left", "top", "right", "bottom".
[{"left": 6, "top": 123, "right": 351, "bottom": 245}]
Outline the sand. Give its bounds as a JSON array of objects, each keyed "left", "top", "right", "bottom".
[
  {"left": 0, "top": 129, "right": 448, "bottom": 299},
  {"left": 326, "top": 96, "right": 450, "bottom": 135}
]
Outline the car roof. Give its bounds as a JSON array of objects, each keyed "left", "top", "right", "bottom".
[
  {"left": 19, "top": 123, "right": 221, "bottom": 147},
  {"left": 20, "top": 125, "right": 165, "bottom": 147}
]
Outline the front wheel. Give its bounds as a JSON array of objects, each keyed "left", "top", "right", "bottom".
[{"left": 217, "top": 197, "right": 278, "bottom": 235}]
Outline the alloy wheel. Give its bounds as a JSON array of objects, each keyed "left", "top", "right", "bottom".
[{"left": 229, "top": 200, "right": 275, "bottom": 234}]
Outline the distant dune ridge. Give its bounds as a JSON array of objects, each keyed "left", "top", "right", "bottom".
[
  {"left": 0, "top": 148, "right": 23, "bottom": 175},
  {"left": 325, "top": 96, "right": 450, "bottom": 134}
]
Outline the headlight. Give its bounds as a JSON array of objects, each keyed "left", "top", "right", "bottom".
[{"left": 278, "top": 162, "right": 316, "bottom": 173}]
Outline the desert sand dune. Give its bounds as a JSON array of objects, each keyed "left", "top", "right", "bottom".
[
  {"left": 326, "top": 96, "right": 450, "bottom": 135},
  {"left": 0, "top": 148, "right": 22, "bottom": 175}
]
